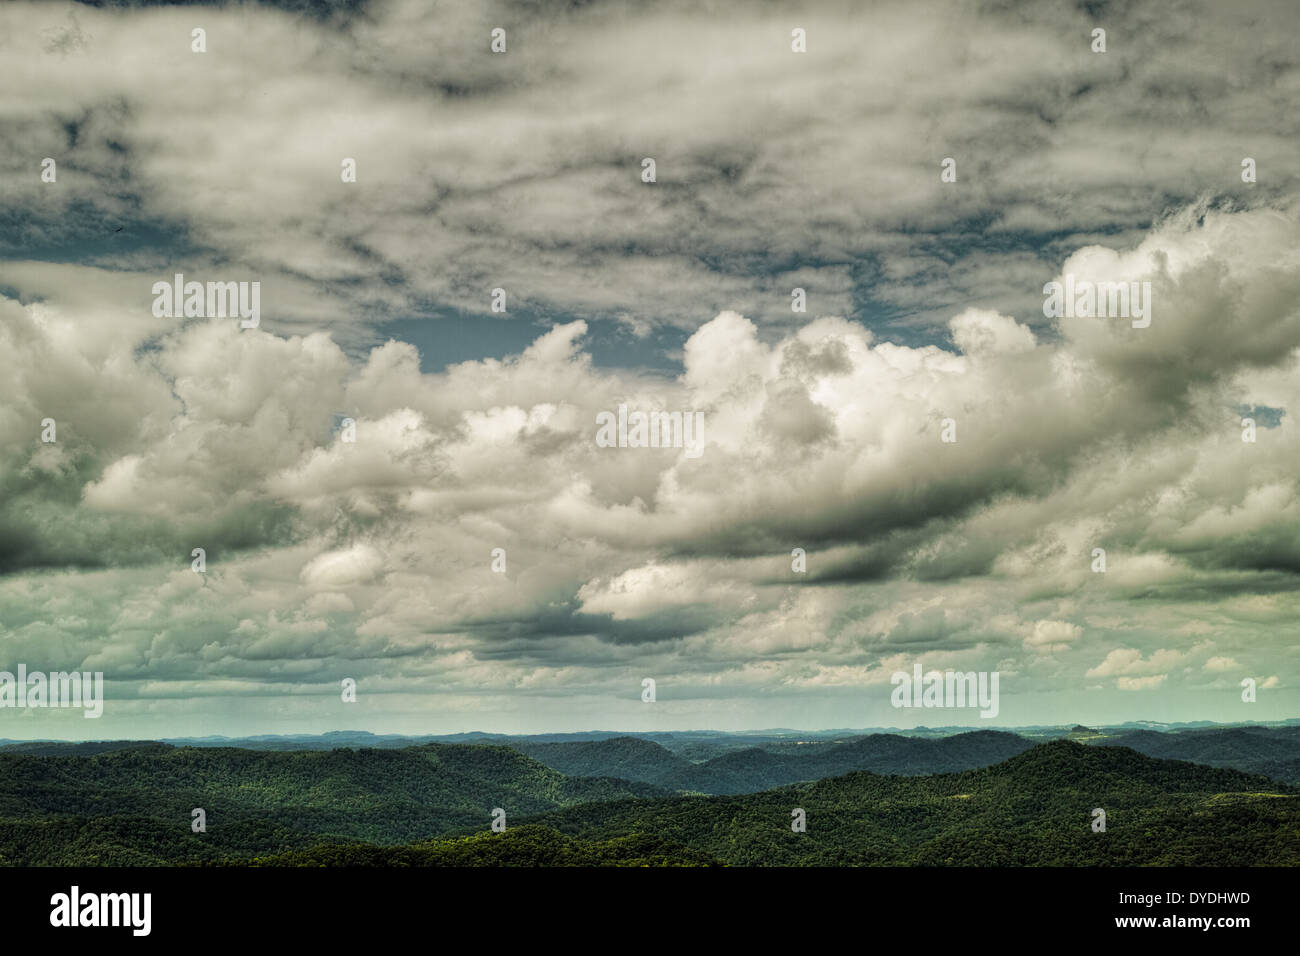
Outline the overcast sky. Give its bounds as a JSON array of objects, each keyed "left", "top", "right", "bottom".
[{"left": 1, "top": 0, "right": 1297, "bottom": 738}]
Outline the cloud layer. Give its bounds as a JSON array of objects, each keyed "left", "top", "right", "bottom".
[{"left": 0, "top": 0, "right": 1297, "bottom": 734}]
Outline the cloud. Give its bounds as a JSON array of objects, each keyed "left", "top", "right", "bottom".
[
  {"left": 1117, "top": 675, "right": 1167, "bottom": 691},
  {"left": 2, "top": 0, "right": 1299, "bottom": 732},
  {"left": 1023, "top": 620, "right": 1081, "bottom": 654},
  {"left": 2, "top": 197, "right": 1299, "bottom": 731},
  {"left": 3, "top": 0, "right": 1299, "bottom": 342},
  {"left": 1086, "top": 647, "right": 1189, "bottom": 680},
  {"left": 300, "top": 544, "right": 386, "bottom": 591},
  {"left": 949, "top": 308, "right": 1037, "bottom": 356}
]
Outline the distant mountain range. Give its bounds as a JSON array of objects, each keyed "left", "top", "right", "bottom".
[
  {"left": 214, "top": 741, "right": 1299, "bottom": 867},
  {"left": 513, "top": 730, "right": 1037, "bottom": 794},
  {"left": 5, "top": 718, "right": 1297, "bottom": 754},
  {"left": 1095, "top": 725, "right": 1300, "bottom": 786},
  {"left": 4, "top": 723, "right": 1299, "bottom": 791},
  {"left": 1, "top": 728, "right": 1297, "bottom": 865},
  {"left": 508, "top": 741, "right": 1298, "bottom": 866}
]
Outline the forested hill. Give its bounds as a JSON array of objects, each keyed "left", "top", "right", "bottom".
[
  {"left": 1094, "top": 725, "right": 1300, "bottom": 784},
  {"left": 516, "top": 741, "right": 1300, "bottom": 866},
  {"left": 0, "top": 743, "right": 664, "bottom": 865},
  {"left": 6, "top": 724, "right": 1297, "bottom": 784},
  {"left": 514, "top": 736, "right": 695, "bottom": 785},
  {"left": 517, "top": 729, "right": 1036, "bottom": 794},
  {"left": 2, "top": 739, "right": 1296, "bottom": 866},
  {"left": 218, "top": 824, "right": 723, "bottom": 867}
]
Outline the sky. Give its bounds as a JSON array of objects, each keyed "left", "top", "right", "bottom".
[{"left": 0, "top": 0, "right": 1297, "bottom": 738}]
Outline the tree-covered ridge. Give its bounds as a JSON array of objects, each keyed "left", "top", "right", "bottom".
[
  {"left": 6, "top": 724, "right": 1298, "bottom": 784},
  {"left": 516, "top": 730, "right": 1037, "bottom": 793},
  {"left": 519, "top": 742, "right": 1300, "bottom": 866},
  {"left": 213, "top": 824, "right": 722, "bottom": 867},
  {"left": 1093, "top": 726, "right": 1300, "bottom": 784},
  {"left": 515, "top": 737, "right": 695, "bottom": 785},
  {"left": 476, "top": 726, "right": 1300, "bottom": 792},
  {"left": 1, "top": 739, "right": 1296, "bottom": 866},
  {"left": 0, "top": 743, "right": 665, "bottom": 865},
  {"left": 677, "top": 729, "right": 1039, "bottom": 793}
]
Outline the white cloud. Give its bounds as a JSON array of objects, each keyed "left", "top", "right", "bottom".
[{"left": 300, "top": 545, "right": 385, "bottom": 591}]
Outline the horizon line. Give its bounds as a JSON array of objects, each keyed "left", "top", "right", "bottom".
[{"left": 2, "top": 716, "right": 1298, "bottom": 746}]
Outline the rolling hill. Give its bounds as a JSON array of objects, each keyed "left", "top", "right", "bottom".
[
  {"left": 516, "top": 730, "right": 1036, "bottom": 794},
  {"left": 0, "top": 743, "right": 665, "bottom": 865},
  {"left": 3, "top": 736, "right": 1297, "bottom": 866},
  {"left": 1090, "top": 726, "right": 1300, "bottom": 784},
  {"left": 515, "top": 741, "right": 1300, "bottom": 865},
  {"left": 217, "top": 824, "right": 723, "bottom": 867}
]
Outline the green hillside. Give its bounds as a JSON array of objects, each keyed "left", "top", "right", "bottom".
[
  {"left": 2, "top": 739, "right": 1295, "bottom": 866},
  {"left": 1091, "top": 726, "right": 1300, "bottom": 784},
  {"left": 515, "top": 736, "right": 694, "bottom": 786},
  {"left": 217, "top": 824, "right": 721, "bottom": 867},
  {"left": 0, "top": 743, "right": 665, "bottom": 865},
  {"left": 520, "top": 741, "right": 1300, "bottom": 866},
  {"left": 517, "top": 730, "right": 1036, "bottom": 794}
]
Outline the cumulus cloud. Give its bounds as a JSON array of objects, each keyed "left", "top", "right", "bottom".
[
  {"left": 1, "top": 0, "right": 1298, "bottom": 734},
  {"left": 1087, "top": 648, "right": 1189, "bottom": 679},
  {"left": 1023, "top": 620, "right": 1081, "bottom": 655},
  {"left": 4, "top": 198, "right": 1300, "bottom": 730},
  {"left": 300, "top": 544, "right": 386, "bottom": 591},
  {"left": 949, "top": 309, "right": 1037, "bottom": 356},
  {"left": 2, "top": 0, "right": 1299, "bottom": 341}
]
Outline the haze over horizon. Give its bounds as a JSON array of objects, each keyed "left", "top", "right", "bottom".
[{"left": 4, "top": 712, "right": 1300, "bottom": 745}]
